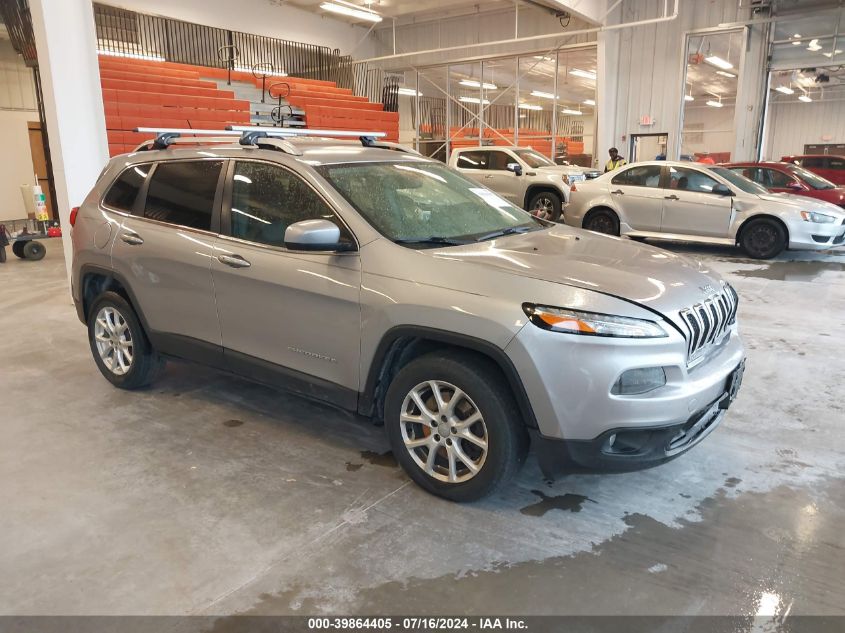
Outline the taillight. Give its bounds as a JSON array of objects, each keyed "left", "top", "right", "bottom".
[
  {"left": 70, "top": 207, "right": 79, "bottom": 227},
  {"left": 570, "top": 184, "right": 578, "bottom": 192}
]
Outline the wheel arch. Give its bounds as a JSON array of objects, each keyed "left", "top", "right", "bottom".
[
  {"left": 735, "top": 214, "right": 790, "bottom": 245},
  {"left": 523, "top": 184, "right": 564, "bottom": 210},
  {"left": 360, "top": 326, "right": 538, "bottom": 430},
  {"left": 78, "top": 265, "right": 151, "bottom": 335},
  {"left": 582, "top": 205, "right": 619, "bottom": 228}
]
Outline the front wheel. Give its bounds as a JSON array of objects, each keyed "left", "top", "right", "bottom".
[
  {"left": 87, "top": 291, "right": 163, "bottom": 389},
  {"left": 739, "top": 219, "right": 786, "bottom": 259},
  {"left": 583, "top": 208, "right": 620, "bottom": 236},
  {"left": 384, "top": 352, "right": 528, "bottom": 502},
  {"left": 528, "top": 191, "right": 562, "bottom": 222}
]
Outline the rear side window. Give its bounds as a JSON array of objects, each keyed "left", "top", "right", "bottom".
[
  {"left": 802, "top": 156, "right": 825, "bottom": 168},
  {"left": 456, "top": 151, "right": 487, "bottom": 170},
  {"left": 612, "top": 165, "right": 662, "bottom": 188},
  {"left": 143, "top": 160, "right": 223, "bottom": 231},
  {"left": 103, "top": 165, "right": 150, "bottom": 212},
  {"left": 830, "top": 157, "right": 845, "bottom": 169}
]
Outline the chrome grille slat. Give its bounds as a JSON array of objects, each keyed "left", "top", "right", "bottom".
[{"left": 680, "top": 285, "right": 738, "bottom": 365}]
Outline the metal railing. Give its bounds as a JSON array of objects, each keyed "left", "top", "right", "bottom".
[{"left": 93, "top": 3, "right": 346, "bottom": 84}]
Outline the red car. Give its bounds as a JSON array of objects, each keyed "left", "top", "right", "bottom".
[
  {"left": 723, "top": 161, "right": 845, "bottom": 208},
  {"left": 780, "top": 154, "right": 845, "bottom": 186}
]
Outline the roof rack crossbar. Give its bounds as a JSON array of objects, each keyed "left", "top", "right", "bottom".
[{"left": 227, "top": 125, "right": 387, "bottom": 139}]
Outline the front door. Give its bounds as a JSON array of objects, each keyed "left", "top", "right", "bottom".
[
  {"left": 660, "top": 165, "right": 733, "bottom": 237},
  {"left": 607, "top": 164, "right": 665, "bottom": 231},
  {"left": 211, "top": 159, "right": 362, "bottom": 398},
  {"left": 480, "top": 149, "right": 524, "bottom": 205},
  {"left": 110, "top": 159, "right": 224, "bottom": 347}
]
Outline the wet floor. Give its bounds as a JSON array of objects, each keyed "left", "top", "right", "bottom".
[{"left": 1, "top": 245, "right": 844, "bottom": 620}]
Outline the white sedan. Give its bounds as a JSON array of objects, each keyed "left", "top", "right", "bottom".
[{"left": 564, "top": 160, "right": 845, "bottom": 258}]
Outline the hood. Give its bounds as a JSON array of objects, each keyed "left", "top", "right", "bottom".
[
  {"left": 535, "top": 164, "right": 587, "bottom": 176},
  {"left": 757, "top": 192, "right": 845, "bottom": 216},
  {"left": 428, "top": 225, "right": 724, "bottom": 315}
]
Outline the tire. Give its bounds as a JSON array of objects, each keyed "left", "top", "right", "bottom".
[
  {"left": 22, "top": 240, "right": 46, "bottom": 261},
  {"left": 0, "top": 246, "right": 6, "bottom": 263},
  {"left": 739, "top": 218, "right": 787, "bottom": 259},
  {"left": 527, "top": 191, "right": 562, "bottom": 222},
  {"left": 384, "top": 351, "right": 528, "bottom": 502},
  {"left": 12, "top": 241, "right": 25, "bottom": 259},
  {"left": 583, "top": 208, "right": 620, "bottom": 236},
  {"left": 87, "top": 291, "right": 163, "bottom": 389}
]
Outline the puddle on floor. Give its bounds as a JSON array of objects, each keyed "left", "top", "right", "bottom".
[
  {"left": 732, "top": 261, "right": 845, "bottom": 281},
  {"left": 359, "top": 450, "right": 398, "bottom": 468},
  {"left": 519, "top": 490, "right": 596, "bottom": 516}
]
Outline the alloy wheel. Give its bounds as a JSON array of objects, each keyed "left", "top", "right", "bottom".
[
  {"left": 399, "top": 380, "right": 488, "bottom": 483},
  {"left": 94, "top": 306, "right": 134, "bottom": 376},
  {"left": 532, "top": 197, "right": 555, "bottom": 220}
]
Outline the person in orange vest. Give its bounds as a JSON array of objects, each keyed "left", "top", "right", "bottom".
[
  {"left": 605, "top": 147, "right": 627, "bottom": 172},
  {"left": 698, "top": 152, "right": 716, "bottom": 164}
]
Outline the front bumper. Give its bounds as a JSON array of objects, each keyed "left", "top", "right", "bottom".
[
  {"left": 786, "top": 218, "right": 845, "bottom": 249},
  {"left": 506, "top": 315, "right": 745, "bottom": 472}
]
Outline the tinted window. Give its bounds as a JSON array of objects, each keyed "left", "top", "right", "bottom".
[
  {"left": 230, "top": 161, "right": 342, "bottom": 247},
  {"left": 668, "top": 166, "right": 721, "bottom": 193},
  {"left": 830, "top": 157, "right": 845, "bottom": 169},
  {"left": 456, "top": 151, "right": 487, "bottom": 170},
  {"left": 765, "top": 169, "right": 795, "bottom": 188},
  {"left": 487, "top": 151, "right": 512, "bottom": 170},
  {"left": 802, "top": 156, "right": 825, "bottom": 168},
  {"left": 143, "top": 161, "right": 222, "bottom": 230},
  {"left": 104, "top": 164, "right": 150, "bottom": 212},
  {"left": 611, "top": 165, "right": 662, "bottom": 187}
]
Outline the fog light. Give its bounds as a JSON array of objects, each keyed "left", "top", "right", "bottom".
[{"left": 612, "top": 367, "right": 667, "bottom": 395}]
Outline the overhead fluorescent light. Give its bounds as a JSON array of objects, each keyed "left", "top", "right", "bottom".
[
  {"left": 716, "top": 70, "right": 736, "bottom": 78},
  {"left": 98, "top": 50, "right": 165, "bottom": 62},
  {"left": 518, "top": 103, "right": 543, "bottom": 111},
  {"left": 319, "top": 1, "right": 382, "bottom": 22},
  {"left": 583, "top": 99, "right": 596, "bottom": 106},
  {"left": 792, "top": 40, "right": 801, "bottom": 46},
  {"left": 706, "top": 99, "right": 724, "bottom": 108},
  {"left": 794, "top": 33, "right": 801, "bottom": 38},
  {"left": 807, "top": 39, "right": 822, "bottom": 51},
  {"left": 570, "top": 68, "right": 597, "bottom": 80},
  {"left": 705, "top": 55, "right": 733, "bottom": 70},
  {"left": 533, "top": 55, "right": 553, "bottom": 61},
  {"left": 397, "top": 87, "right": 421, "bottom": 96},
  {"left": 561, "top": 108, "right": 582, "bottom": 115},
  {"left": 775, "top": 85, "right": 794, "bottom": 94},
  {"left": 798, "top": 94, "right": 812, "bottom": 102},
  {"left": 459, "top": 96, "right": 490, "bottom": 105},
  {"left": 530, "top": 90, "right": 557, "bottom": 99},
  {"left": 823, "top": 49, "right": 843, "bottom": 58},
  {"left": 684, "top": 94, "right": 695, "bottom": 101},
  {"left": 459, "top": 79, "right": 498, "bottom": 90}
]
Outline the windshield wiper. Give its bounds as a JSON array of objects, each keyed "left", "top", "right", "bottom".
[
  {"left": 394, "top": 236, "right": 470, "bottom": 247},
  {"left": 473, "top": 226, "right": 535, "bottom": 242}
]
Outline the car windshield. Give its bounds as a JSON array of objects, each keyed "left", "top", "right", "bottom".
[
  {"left": 707, "top": 166, "right": 769, "bottom": 195},
  {"left": 513, "top": 149, "right": 554, "bottom": 168},
  {"left": 318, "top": 161, "right": 543, "bottom": 246},
  {"left": 792, "top": 165, "right": 835, "bottom": 190}
]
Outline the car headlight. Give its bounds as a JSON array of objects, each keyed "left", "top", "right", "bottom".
[
  {"left": 800, "top": 211, "right": 836, "bottom": 224},
  {"left": 523, "top": 304, "right": 668, "bottom": 338}
]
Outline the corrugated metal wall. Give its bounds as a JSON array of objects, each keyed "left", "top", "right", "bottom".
[{"left": 765, "top": 98, "right": 845, "bottom": 159}]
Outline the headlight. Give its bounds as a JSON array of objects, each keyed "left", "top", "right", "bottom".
[
  {"left": 800, "top": 211, "right": 836, "bottom": 224},
  {"left": 523, "top": 304, "right": 668, "bottom": 338}
]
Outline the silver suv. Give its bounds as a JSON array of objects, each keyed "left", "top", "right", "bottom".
[
  {"left": 71, "top": 133, "right": 746, "bottom": 501},
  {"left": 449, "top": 146, "right": 600, "bottom": 221}
]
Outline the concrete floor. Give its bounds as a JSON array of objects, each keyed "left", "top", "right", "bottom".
[{"left": 1, "top": 240, "right": 844, "bottom": 624}]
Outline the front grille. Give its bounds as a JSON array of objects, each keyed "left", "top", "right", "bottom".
[{"left": 679, "top": 285, "right": 738, "bottom": 365}]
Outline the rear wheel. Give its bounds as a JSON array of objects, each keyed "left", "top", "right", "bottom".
[
  {"left": 583, "top": 208, "right": 620, "bottom": 236},
  {"left": 528, "top": 191, "right": 562, "bottom": 222},
  {"left": 88, "top": 291, "right": 163, "bottom": 389},
  {"left": 384, "top": 351, "right": 528, "bottom": 502},
  {"left": 22, "top": 240, "right": 45, "bottom": 261},
  {"left": 740, "top": 218, "right": 786, "bottom": 259}
]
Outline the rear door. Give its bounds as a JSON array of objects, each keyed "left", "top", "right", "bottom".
[
  {"left": 607, "top": 164, "right": 664, "bottom": 231},
  {"left": 110, "top": 159, "right": 224, "bottom": 348},
  {"left": 660, "top": 165, "right": 733, "bottom": 237},
  {"left": 453, "top": 150, "right": 489, "bottom": 186},
  {"left": 211, "top": 159, "right": 362, "bottom": 398}
]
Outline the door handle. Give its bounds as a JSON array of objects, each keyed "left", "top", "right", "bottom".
[
  {"left": 611, "top": 189, "right": 624, "bottom": 195},
  {"left": 120, "top": 232, "right": 144, "bottom": 246},
  {"left": 664, "top": 194, "right": 679, "bottom": 200},
  {"left": 217, "top": 254, "right": 251, "bottom": 269},
  {"left": 484, "top": 175, "right": 494, "bottom": 179}
]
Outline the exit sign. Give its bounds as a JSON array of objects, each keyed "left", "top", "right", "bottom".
[{"left": 640, "top": 115, "right": 655, "bottom": 126}]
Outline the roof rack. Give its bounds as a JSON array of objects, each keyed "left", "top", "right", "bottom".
[{"left": 133, "top": 126, "right": 388, "bottom": 154}]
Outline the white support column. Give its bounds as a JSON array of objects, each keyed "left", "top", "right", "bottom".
[
  {"left": 596, "top": 12, "right": 621, "bottom": 169},
  {"left": 29, "top": 0, "right": 108, "bottom": 286}
]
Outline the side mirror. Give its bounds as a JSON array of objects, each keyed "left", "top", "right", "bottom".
[
  {"left": 712, "top": 183, "right": 734, "bottom": 196},
  {"left": 506, "top": 162, "right": 523, "bottom": 176},
  {"left": 284, "top": 219, "right": 346, "bottom": 251},
  {"left": 787, "top": 182, "right": 804, "bottom": 191}
]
